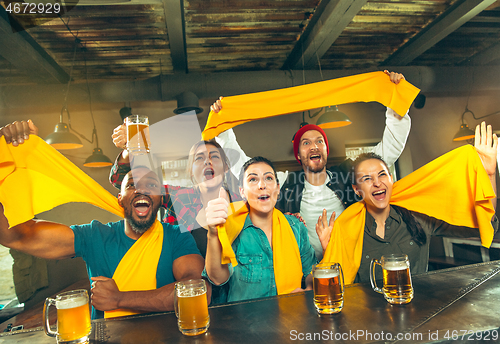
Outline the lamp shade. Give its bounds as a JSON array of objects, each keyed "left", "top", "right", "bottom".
[
  {"left": 453, "top": 124, "right": 475, "bottom": 141},
  {"left": 174, "top": 91, "right": 203, "bottom": 114},
  {"left": 84, "top": 147, "right": 113, "bottom": 167},
  {"left": 45, "top": 122, "right": 84, "bottom": 150},
  {"left": 316, "top": 106, "right": 351, "bottom": 129},
  {"left": 119, "top": 106, "right": 133, "bottom": 121}
]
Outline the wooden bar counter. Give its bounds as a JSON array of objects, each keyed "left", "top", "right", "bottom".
[{"left": 1, "top": 261, "right": 500, "bottom": 343}]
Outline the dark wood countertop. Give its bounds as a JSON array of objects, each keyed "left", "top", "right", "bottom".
[{"left": 2, "top": 262, "right": 500, "bottom": 343}]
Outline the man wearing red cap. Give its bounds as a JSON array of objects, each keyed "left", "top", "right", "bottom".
[{"left": 212, "top": 71, "right": 409, "bottom": 260}]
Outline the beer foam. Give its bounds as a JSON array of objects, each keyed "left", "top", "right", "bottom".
[
  {"left": 178, "top": 289, "right": 206, "bottom": 298},
  {"left": 384, "top": 261, "right": 408, "bottom": 271},
  {"left": 313, "top": 269, "right": 339, "bottom": 279},
  {"left": 56, "top": 296, "right": 87, "bottom": 309}
]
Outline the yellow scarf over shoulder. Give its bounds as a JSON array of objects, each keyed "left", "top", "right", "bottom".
[
  {"left": 105, "top": 220, "right": 163, "bottom": 319},
  {"left": 322, "top": 145, "right": 496, "bottom": 284},
  {"left": 217, "top": 201, "right": 303, "bottom": 295},
  {"left": 202, "top": 71, "right": 420, "bottom": 140},
  {"left": 0, "top": 136, "right": 162, "bottom": 318}
]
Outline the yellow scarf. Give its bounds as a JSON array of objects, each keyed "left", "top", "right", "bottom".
[
  {"left": 322, "top": 145, "right": 496, "bottom": 284},
  {"left": 202, "top": 71, "right": 420, "bottom": 140},
  {"left": 0, "top": 136, "right": 123, "bottom": 225},
  {"left": 105, "top": 219, "right": 163, "bottom": 318},
  {"left": 0, "top": 136, "right": 163, "bottom": 318},
  {"left": 218, "top": 201, "right": 303, "bottom": 294}
]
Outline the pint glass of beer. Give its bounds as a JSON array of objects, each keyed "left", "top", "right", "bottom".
[
  {"left": 43, "top": 289, "right": 91, "bottom": 344},
  {"left": 370, "top": 254, "right": 413, "bottom": 304},
  {"left": 125, "top": 114, "right": 150, "bottom": 155},
  {"left": 312, "top": 262, "right": 344, "bottom": 314},
  {"left": 174, "top": 279, "right": 210, "bottom": 336}
]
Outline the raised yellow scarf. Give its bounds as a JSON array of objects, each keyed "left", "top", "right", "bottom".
[
  {"left": 202, "top": 71, "right": 420, "bottom": 140},
  {"left": 322, "top": 145, "right": 496, "bottom": 284},
  {"left": 0, "top": 136, "right": 123, "bottom": 225},
  {"left": 105, "top": 219, "right": 163, "bottom": 318},
  {"left": 218, "top": 201, "right": 303, "bottom": 294},
  {"left": 0, "top": 136, "right": 163, "bottom": 318}
]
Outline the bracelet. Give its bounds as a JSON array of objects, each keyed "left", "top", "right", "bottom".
[{"left": 301, "top": 275, "right": 306, "bottom": 289}]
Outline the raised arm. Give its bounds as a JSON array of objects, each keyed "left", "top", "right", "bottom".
[
  {"left": 0, "top": 121, "right": 75, "bottom": 260},
  {"left": 474, "top": 121, "right": 498, "bottom": 210},
  {"left": 0, "top": 203, "right": 76, "bottom": 260},
  {"left": 90, "top": 253, "right": 207, "bottom": 312},
  {"left": 109, "top": 124, "right": 132, "bottom": 189},
  {"left": 204, "top": 187, "right": 231, "bottom": 285},
  {"left": 211, "top": 97, "right": 251, "bottom": 177},
  {"left": 0, "top": 119, "right": 38, "bottom": 146},
  {"left": 211, "top": 97, "right": 288, "bottom": 184},
  {"left": 372, "top": 71, "right": 412, "bottom": 167}
]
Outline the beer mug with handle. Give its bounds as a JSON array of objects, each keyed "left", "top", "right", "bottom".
[
  {"left": 125, "top": 114, "right": 150, "bottom": 155},
  {"left": 43, "top": 289, "right": 91, "bottom": 344},
  {"left": 312, "top": 262, "right": 344, "bottom": 314},
  {"left": 370, "top": 254, "right": 413, "bottom": 304},
  {"left": 174, "top": 279, "right": 210, "bottom": 336}
]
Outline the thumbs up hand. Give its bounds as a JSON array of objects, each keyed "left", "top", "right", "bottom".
[{"left": 205, "top": 187, "right": 230, "bottom": 234}]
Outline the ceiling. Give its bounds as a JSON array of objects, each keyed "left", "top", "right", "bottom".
[{"left": 0, "top": 0, "right": 499, "bottom": 89}]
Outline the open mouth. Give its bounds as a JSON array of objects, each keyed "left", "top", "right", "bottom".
[
  {"left": 203, "top": 168, "right": 215, "bottom": 180},
  {"left": 372, "top": 190, "right": 386, "bottom": 201},
  {"left": 258, "top": 195, "right": 270, "bottom": 201},
  {"left": 133, "top": 197, "right": 151, "bottom": 217},
  {"left": 309, "top": 154, "right": 321, "bottom": 162}
]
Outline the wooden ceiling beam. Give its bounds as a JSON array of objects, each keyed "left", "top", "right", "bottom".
[
  {"left": 383, "top": 0, "right": 497, "bottom": 66},
  {"left": 282, "top": 0, "right": 369, "bottom": 70},
  {"left": 162, "top": 0, "right": 188, "bottom": 73},
  {"left": 0, "top": 7, "right": 69, "bottom": 83}
]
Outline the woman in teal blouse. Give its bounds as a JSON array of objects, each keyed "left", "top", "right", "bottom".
[{"left": 203, "top": 156, "right": 317, "bottom": 302}]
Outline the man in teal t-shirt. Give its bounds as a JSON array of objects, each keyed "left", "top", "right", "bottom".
[
  {"left": 72, "top": 219, "right": 200, "bottom": 319},
  {"left": 0, "top": 120, "right": 206, "bottom": 319}
]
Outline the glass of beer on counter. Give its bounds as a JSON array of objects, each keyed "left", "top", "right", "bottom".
[
  {"left": 370, "top": 253, "right": 413, "bottom": 304},
  {"left": 43, "top": 289, "right": 91, "bottom": 344},
  {"left": 312, "top": 262, "right": 344, "bottom": 314},
  {"left": 125, "top": 114, "right": 150, "bottom": 155},
  {"left": 174, "top": 279, "right": 210, "bottom": 336}
]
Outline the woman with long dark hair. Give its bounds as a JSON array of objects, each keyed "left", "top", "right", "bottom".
[
  {"left": 204, "top": 156, "right": 316, "bottom": 302},
  {"left": 317, "top": 122, "right": 498, "bottom": 284}
]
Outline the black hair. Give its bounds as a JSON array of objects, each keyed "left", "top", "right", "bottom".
[
  {"left": 186, "top": 140, "right": 230, "bottom": 179},
  {"left": 124, "top": 165, "right": 166, "bottom": 196},
  {"left": 351, "top": 152, "right": 426, "bottom": 246},
  {"left": 239, "top": 156, "right": 278, "bottom": 188},
  {"left": 351, "top": 152, "right": 388, "bottom": 185},
  {"left": 186, "top": 140, "right": 235, "bottom": 201},
  {"left": 392, "top": 205, "right": 427, "bottom": 246}
]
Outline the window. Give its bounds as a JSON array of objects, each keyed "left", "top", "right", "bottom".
[{"left": 161, "top": 158, "right": 190, "bottom": 187}]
